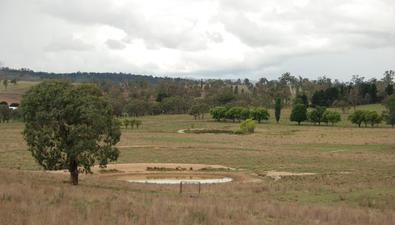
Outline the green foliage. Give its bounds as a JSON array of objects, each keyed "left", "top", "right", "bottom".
[
  {"left": 307, "top": 106, "right": 326, "bottom": 125},
  {"left": 382, "top": 96, "right": 395, "bottom": 127},
  {"left": 322, "top": 110, "right": 341, "bottom": 125},
  {"left": 135, "top": 119, "right": 142, "bottom": 129},
  {"left": 348, "top": 109, "right": 368, "bottom": 127},
  {"left": 225, "top": 107, "right": 243, "bottom": 122},
  {"left": 250, "top": 107, "right": 270, "bottom": 123},
  {"left": 213, "top": 91, "right": 235, "bottom": 105},
  {"left": 123, "top": 118, "right": 131, "bottom": 129},
  {"left": 275, "top": 98, "right": 282, "bottom": 123},
  {"left": 385, "top": 84, "right": 394, "bottom": 96},
  {"left": 364, "top": 111, "right": 382, "bottom": 127},
  {"left": 240, "top": 108, "right": 251, "bottom": 121},
  {"left": 240, "top": 119, "right": 257, "bottom": 133},
  {"left": 130, "top": 118, "right": 136, "bottom": 129},
  {"left": 348, "top": 109, "right": 382, "bottom": 127},
  {"left": 188, "top": 104, "right": 201, "bottom": 119},
  {"left": 0, "top": 105, "right": 10, "bottom": 123},
  {"left": 20, "top": 79, "right": 121, "bottom": 185},
  {"left": 233, "top": 129, "right": 246, "bottom": 134},
  {"left": 9, "top": 108, "right": 21, "bottom": 122},
  {"left": 210, "top": 106, "right": 227, "bottom": 122},
  {"left": 290, "top": 104, "right": 307, "bottom": 125},
  {"left": 294, "top": 94, "right": 308, "bottom": 107},
  {"left": 333, "top": 100, "right": 350, "bottom": 114}
]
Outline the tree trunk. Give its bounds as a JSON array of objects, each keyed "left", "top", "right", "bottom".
[{"left": 70, "top": 161, "right": 79, "bottom": 185}]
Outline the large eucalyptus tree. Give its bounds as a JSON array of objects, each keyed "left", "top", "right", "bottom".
[{"left": 21, "top": 79, "right": 121, "bottom": 185}]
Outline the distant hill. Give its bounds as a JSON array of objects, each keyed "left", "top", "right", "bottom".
[{"left": 0, "top": 67, "right": 189, "bottom": 84}]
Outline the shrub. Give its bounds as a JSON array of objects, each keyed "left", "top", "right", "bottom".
[{"left": 240, "top": 119, "right": 257, "bottom": 133}]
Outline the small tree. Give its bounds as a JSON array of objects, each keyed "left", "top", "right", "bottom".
[
  {"left": 130, "top": 118, "right": 136, "bottom": 129},
  {"left": 188, "top": 104, "right": 201, "bottom": 119},
  {"left": 383, "top": 96, "right": 395, "bottom": 128},
  {"left": 307, "top": 106, "right": 326, "bottom": 125},
  {"left": 135, "top": 119, "right": 142, "bottom": 129},
  {"left": 364, "top": 111, "right": 382, "bottom": 127},
  {"left": 250, "top": 107, "right": 270, "bottom": 123},
  {"left": 334, "top": 100, "right": 350, "bottom": 114},
  {"left": 240, "top": 108, "right": 251, "bottom": 121},
  {"left": 199, "top": 103, "right": 210, "bottom": 119},
  {"left": 3, "top": 80, "right": 8, "bottom": 90},
  {"left": 225, "top": 107, "right": 243, "bottom": 122},
  {"left": 290, "top": 104, "right": 307, "bottom": 125},
  {"left": 210, "top": 106, "right": 227, "bottom": 122},
  {"left": 348, "top": 109, "right": 368, "bottom": 127},
  {"left": 322, "top": 110, "right": 341, "bottom": 125},
  {"left": 123, "top": 118, "right": 131, "bottom": 129},
  {"left": 0, "top": 105, "right": 10, "bottom": 123},
  {"left": 240, "top": 119, "right": 257, "bottom": 133},
  {"left": 275, "top": 98, "right": 282, "bottom": 123}
]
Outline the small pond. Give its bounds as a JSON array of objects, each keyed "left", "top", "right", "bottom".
[
  {"left": 118, "top": 175, "right": 232, "bottom": 184},
  {"left": 184, "top": 129, "right": 233, "bottom": 134}
]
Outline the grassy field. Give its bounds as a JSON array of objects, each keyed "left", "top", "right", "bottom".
[
  {"left": 0, "top": 81, "right": 39, "bottom": 104},
  {"left": 1, "top": 106, "right": 395, "bottom": 224}
]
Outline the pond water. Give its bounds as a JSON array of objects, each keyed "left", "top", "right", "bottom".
[{"left": 118, "top": 175, "right": 232, "bottom": 184}]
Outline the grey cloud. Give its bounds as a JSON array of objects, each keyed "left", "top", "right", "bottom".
[
  {"left": 105, "top": 39, "right": 126, "bottom": 50},
  {"left": 45, "top": 34, "right": 95, "bottom": 52}
]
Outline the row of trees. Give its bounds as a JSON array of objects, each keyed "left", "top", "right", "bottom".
[
  {"left": 290, "top": 104, "right": 342, "bottom": 125},
  {"left": 122, "top": 118, "right": 142, "bottom": 129},
  {"left": 289, "top": 95, "right": 395, "bottom": 127},
  {"left": 347, "top": 110, "right": 382, "bottom": 127},
  {"left": 347, "top": 96, "right": 395, "bottom": 127},
  {"left": 209, "top": 106, "right": 270, "bottom": 123}
]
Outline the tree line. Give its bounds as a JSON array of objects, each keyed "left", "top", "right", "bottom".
[{"left": 1, "top": 67, "right": 394, "bottom": 125}]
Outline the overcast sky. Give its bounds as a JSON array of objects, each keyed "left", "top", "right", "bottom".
[{"left": 0, "top": 0, "right": 394, "bottom": 81}]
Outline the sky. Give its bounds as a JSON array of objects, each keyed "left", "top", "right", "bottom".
[{"left": 0, "top": 0, "right": 394, "bottom": 82}]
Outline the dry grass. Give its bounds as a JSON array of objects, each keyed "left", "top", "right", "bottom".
[
  {"left": 1, "top": 107, "right": 395, "bottom": 224},
  {"left": 1, "top": 169, "right": 395, "bottom": 225}
]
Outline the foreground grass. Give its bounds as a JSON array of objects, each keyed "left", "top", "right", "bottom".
[{"left": 1, "top": 108, "right": 395, "bottom": 224}]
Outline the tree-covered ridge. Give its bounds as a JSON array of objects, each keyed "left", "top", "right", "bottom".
[{"left": 0, "top": 67, "right": 185, "bottom": 84}]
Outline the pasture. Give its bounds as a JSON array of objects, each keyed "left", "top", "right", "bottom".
[{"left": 1, "top": 106, "right": 395, "bottom": 224}]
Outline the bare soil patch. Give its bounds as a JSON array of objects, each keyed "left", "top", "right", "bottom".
[{"left": 47, "top": 163, "right": 260, "bottom": 183}]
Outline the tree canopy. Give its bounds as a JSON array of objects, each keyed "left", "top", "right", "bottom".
[
  {"left": 250, "top": 107, "right": 270, "bottom": 123},
  {"left": 290, "top": 104, "right": 307, "bottom": 125},
  {"left": 20, "top": 79, "right": 121, "bottom": 185},
  {"left": 383, "top": 96, "right": 395, "bottom": 128}
]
